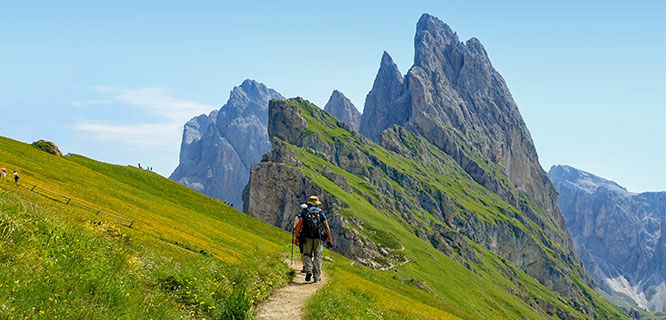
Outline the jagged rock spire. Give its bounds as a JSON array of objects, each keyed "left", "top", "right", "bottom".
[
  {"left": 324, "top": 90, "right": 361, "bottom": 131},
  {"left": 359, "top": 51, "right": 408, "bottom": 141}
]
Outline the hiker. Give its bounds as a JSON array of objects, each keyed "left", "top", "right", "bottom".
[
  {"left": 293, "top": 203, "right": 308, "bottom": 272},
  {"left": 1, "top": 167, "right": 6, "bottom": 180},
  {"left": 294, "top": 196, "right": 332, "bottom": 283},
  {"left": 13, "top": 171, "right": 19, "bottom": 186}
]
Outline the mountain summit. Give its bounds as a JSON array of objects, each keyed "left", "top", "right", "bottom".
[
  {"left": 170, "top": 80, "right": 283, "bottom": 209},
  {"left": 360, "top": 13, "right": 574, "bottom": 265}
]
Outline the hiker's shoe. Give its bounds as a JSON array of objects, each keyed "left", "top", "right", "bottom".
[
  {"left": 305, "top": 272, "right": 312, "bottom": 282},
  {"left": 313, "top": 278, "right": 320, "bottom": 283},
  {"left": 300, "top": 268, "right": 306, "bottom": 273}
]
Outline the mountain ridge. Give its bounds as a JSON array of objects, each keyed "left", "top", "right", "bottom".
[
  {"left": 549, "top": 164, "right": 666, "bottom": 312},
  {"left": 244, "top": 97, "right": 623, "bottom": 319}
]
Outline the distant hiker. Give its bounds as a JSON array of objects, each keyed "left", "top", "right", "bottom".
[
  {"left": 293, "top": 203, "right": 308, "bottom": 272},
  {"left": 13, "top": 171, "right": 19, "bottom": 186},
  {"left": 294, "top": 196, "right": 332, "bottom": 283},
  {"left": 138, "top": 163, "right": 142, "bottom": 169},
  {"left": 1, "top": 167, "right": 6, "bottom": 180}
]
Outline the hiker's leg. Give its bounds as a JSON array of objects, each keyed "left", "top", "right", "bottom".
[
  {"left": 313, "top": 239, "right": 323, "bottom": 281},
  {"left": 299, "top": 241, "right": 305, "bottom": 269},
  {"left": 303, "top": 238, "right": 314, "bottom": 273}
]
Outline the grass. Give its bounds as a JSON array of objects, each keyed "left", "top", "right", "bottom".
[
  {"left": 0, "top": 135, "right": 294, "bottom": 319},
  {"left": 0, "top": 187, "right": 289, "bottom": 319},
  {"left": 0, "top": 135, "right": 468, "bottom": 319}
]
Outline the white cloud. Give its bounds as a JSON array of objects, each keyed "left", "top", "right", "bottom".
[{"left": 74, "top": 87, "right": 212, "bottom": 151}]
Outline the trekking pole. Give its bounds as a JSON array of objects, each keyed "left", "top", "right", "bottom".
[{"left": 290, "top": 227, "right": 294, "bottom": 266}]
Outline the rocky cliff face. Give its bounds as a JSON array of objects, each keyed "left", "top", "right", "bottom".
[
  {"left": 359, "top": 14, "right": 574, "bottom": 262},
  {"left": 324, "top": 90, "right": 361, "bottom": 131},
  {"left": 550, "top": 165, "right": 666, "bottom": 312},
  {"left": 170, "top": 80, "right": 283, "bottom": 209}
]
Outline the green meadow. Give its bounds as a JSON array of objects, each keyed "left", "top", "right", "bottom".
[{"left": 0, "top": 124, "right": 624, "bottom": 319}]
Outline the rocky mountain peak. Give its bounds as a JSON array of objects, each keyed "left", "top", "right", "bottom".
[
  {"left": 358, "top": 51, "right": 407, "bottom": 141},
  {"left": 324, "top": 90, "right": 361, "bottom": 131},
  {"left": 416, "top": 13, "right": 458, "bottom": 43},
  {"left": 225, "top": 79, "right": 281, "bottom": 117},
  {"left": 361, "top": 14, "right": 575, "bottom": 263},
  {"left": 171, "top": 79, "right": 283, "bottom": 209},
  {"left": 414, "top": 14, "right": 460, "bottom": 71}
]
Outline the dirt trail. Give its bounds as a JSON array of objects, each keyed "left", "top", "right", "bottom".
[{"left": 256, "top": 260, "right": 326, "bottom": 320}]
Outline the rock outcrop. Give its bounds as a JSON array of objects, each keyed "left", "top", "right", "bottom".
[
  {"left": 32, "top": 140, "right": 62, "bottom": 156},
  {"left": 323, "top": 90, "right": 361, "bottom": 131},
  {"left": 170, "top": 80, "right": 283, "bottom": 209},
  {"left": 550, "top": 165, "right": 666, "bottom": 312}
]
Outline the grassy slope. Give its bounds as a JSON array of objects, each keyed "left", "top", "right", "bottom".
[
  {"left": 0, "top": 136, "right": 465, "bottom": 319},
  {"left": 282, "top": 99, "right": 625, "bottom": 319}
]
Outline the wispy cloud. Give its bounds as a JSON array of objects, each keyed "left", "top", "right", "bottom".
[{"left": 74, "top": 87, "right": 212, "bottom": 151}]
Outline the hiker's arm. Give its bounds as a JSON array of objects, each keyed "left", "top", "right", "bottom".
[{"left": 323, "top": 221, "right": 332, "bottom": 245}]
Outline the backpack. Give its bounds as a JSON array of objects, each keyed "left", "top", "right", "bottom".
[{"left": 302, "top": 207, "right": 326, "bottom": 240}]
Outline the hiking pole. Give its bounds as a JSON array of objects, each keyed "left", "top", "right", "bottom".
[{"left": 290, "top": 227, "right": 294, "bottom": 266}]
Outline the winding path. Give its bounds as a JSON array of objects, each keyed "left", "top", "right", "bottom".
[{"left": 256, "top": 260, "right": 327, "bottom": 320}]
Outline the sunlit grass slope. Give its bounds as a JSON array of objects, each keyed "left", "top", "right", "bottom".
[{"left": 0, "top": 136, "right": 466, "bottom": 319}]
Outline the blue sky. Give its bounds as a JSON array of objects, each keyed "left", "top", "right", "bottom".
[{"left": 1, "top": 1, "right": 664, "bottom": 192}]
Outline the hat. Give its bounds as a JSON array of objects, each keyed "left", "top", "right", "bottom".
[{"left": 307, "top": 196, "right": 321, "bottom": 206}]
